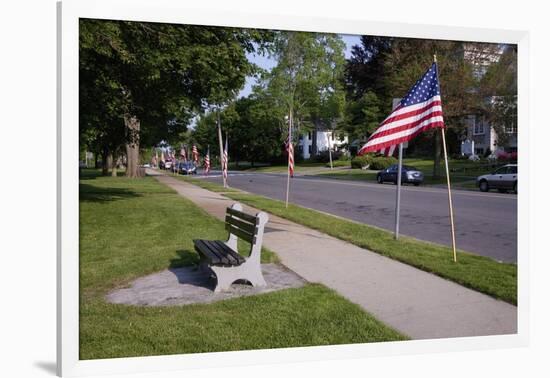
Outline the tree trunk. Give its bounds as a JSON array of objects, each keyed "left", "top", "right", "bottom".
[
  {"left": 94, "top": 153, "right": 99, "bottom": 169},
  {"left": 101, "top": 148, "right": 109, "bottom": 176},
  {"left": 125, "top": 115, "right": 141, "bottom": 178},
  {"left": 433, "top": 131, "right": 442, "bottom": 178},
  {"left": 111, "top": 153, "right": 117, "bottom": 177}
]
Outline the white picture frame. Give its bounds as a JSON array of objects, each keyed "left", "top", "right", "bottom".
[{"left": 58, "top": 0, "right": 529, "bottom": 376}]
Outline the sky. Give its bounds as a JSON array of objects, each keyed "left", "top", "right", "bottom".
[{"left": 238, "top": 33, "right": 362, "bottom": 98}]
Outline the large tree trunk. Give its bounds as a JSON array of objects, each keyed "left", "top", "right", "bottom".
[
  {"left": 101, "top": 148, "right": 109, "bottom": 176},
  {"left": 110, "top": 153, "right": 118, "bottom": 177},
  {"left": 433, "top": 130, "right": 442, "bottom": 179},
  {"left": 125, "top": 115, "right": 141, "bottom": 178}
]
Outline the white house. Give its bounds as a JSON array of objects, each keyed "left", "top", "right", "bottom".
[
  {"left": 297, "top": 130, "right": 348, "bottom": 160},
  {"left": 461, "top": 113, "right": 517, "bottom": 156},
  {"left": 460, "top": 45, "right": 517, "bottom": 157}
]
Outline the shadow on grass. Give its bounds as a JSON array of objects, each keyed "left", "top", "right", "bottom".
[
  {"left": 79, "top": 183, "right": 142, "bottom": 203},
  {"left": 79, "top": 169, "right": 127, "bottom": 180},
  {"left": 169, "top": 249, "right": 200, "bottom": 269}
]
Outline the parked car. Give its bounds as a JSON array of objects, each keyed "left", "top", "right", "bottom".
[
  {"left": 496, "top": 147, "right": 518, "bottom": 161},
  {"left": 164, "top": 160, "right": 173, "bottom": 170},
  {"left": 376, "top": 164, "right": 424, "bottom": 186},
  {"left": 476, "top": 164, "right": 517, "bottom": 193},
  {"left": 177, "top": 161, "right": 197, "bottom": 175}
]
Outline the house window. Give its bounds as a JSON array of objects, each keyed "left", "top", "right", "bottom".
[
  {"left": 505, "top": 122, "right": 517, "bottom": 134},
  {"left": 308, "top": 146, "right": 312, "bottom": 154},
  {"left": 473, "top": 117, "right": 485, "bottom": 135},
  {"left": 307, "top": 132, "right": 312, "bottom": 140},
  {"left": 331, "top": 131, "right": 335, "bottom": 140}
]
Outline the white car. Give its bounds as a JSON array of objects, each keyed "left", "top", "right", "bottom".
[
  {"left": 476, "top": 164, "right": 517, "bottom": 193},
  {"left": 164, "top": 161, "right": 173, "bottom": 170}
]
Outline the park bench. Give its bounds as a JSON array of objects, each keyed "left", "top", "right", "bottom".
[{"left": 193, "top": 203, "right": 269, "bottom": 292}]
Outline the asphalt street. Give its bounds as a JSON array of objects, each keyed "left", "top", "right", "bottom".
[{"left": 200, "top": 171, "right": 517, "bottom": 262}]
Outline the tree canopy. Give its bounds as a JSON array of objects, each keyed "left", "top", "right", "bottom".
[{"left": 79, "top": 19, "right": 272, "bottom": 176}]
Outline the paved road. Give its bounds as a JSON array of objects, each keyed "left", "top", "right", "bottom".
[{"left": 201, "top": 171, "right": 517, "bottom": 262}]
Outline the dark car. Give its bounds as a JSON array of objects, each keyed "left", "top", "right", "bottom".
[
  {"left": 377, "top": 164, "right": 424, "bottom": 186},
  {"left": 177, "top": 161, "right": 197, "bottom": 175},
  {"left": 476, "top": 164, "right": 517, "bottom": 193}
]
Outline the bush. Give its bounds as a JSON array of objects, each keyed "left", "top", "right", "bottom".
[
  {"left": 326, "top": 159, "right": 351, "bottom": 168},
  {"left": 313, "top": 150, "right": 344, "bottom": 163},
  {"left": 370, "top": 156, "right": 398, "bottom": 170},
  {"left": 351, "top": 155, "right": 373, "bottom": 169}
]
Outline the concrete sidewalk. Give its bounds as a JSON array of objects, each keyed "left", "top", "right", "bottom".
[{"left": 154, "top": 173, "right": 517, "bottom": 340}]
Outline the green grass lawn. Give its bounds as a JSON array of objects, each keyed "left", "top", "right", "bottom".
[{"left": 79, "top": 170, "right": 407, "bottom": 359}]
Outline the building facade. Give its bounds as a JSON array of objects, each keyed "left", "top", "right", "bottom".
[
  {"left": 297, "top": 130, "right": 348, "bottom": 160},
  {"left": 461, "top": 113, "right": 517, "bottom": 156}
]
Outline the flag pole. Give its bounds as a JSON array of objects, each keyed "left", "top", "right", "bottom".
[
  {"left": 225, "top": 131, "right": 229, "bottom": 186},
  {"left": 285, "top": 109, "right": 292, "bottom": 208},
  {"left": 327, "top": 132, "right": 333, "bottom": 170},
  {"left": 394, "top": 142, "right": 403, "bottom": 239},
  {"left": 217, "top": 108, "right": 226, "bottom": 188},
  {"left": 434, "top": 54, "right": 458, "bottom": 262}
]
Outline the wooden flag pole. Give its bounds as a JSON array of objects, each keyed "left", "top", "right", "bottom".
[
  {"left": 434, "top": 54, "right": 458, "bottom": 262},
  {"left": 441, "top": 127, "right": 457, "bottom": 262},
  {"left": 217, "top": 109, "right": 226, "bottom": 188},
  {"left": 285, "top": 109, "right": 292, "bottom": 208},
  {"left": 394, "top": 142, "right": 403, "bottom": 239}
]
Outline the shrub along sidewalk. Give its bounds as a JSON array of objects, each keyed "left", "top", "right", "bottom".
[{"left": 79, "top": 170, "right": 407, "bottom": 359}]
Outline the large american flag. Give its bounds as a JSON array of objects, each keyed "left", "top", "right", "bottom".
[
  {"left": 286, "top": 134, "right": 294, "bottom": 177},
  {"left": 358, "top": 62, "right": 445, "bottom": 156},
  {"left": 204, "top": 147, "right": 210, "bottom": 175},
  {"left": 222, "top": 138, "right": 228, "bottom": 181},
  {"left": 192, "top": 144, "right": 199, "bottom": 164}
]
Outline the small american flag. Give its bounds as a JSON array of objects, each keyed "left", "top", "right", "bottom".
[
  {"left": 286, "top": 135, "right": 294, "bottom": 177},
  {"left": 222, "top": 138, "right": 228, "bottom": 180},
  {"left": 204, "top": 147, "right": 210, "bottom": 175},
  {"left": 358, "top": 62, "right": 444, "bottom": 156},
  {"left": 192, "top": 144, "right": 199, "bottom": 164}
]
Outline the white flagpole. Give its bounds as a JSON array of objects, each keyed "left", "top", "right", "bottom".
[
  {"left": 394, "top": 143, "right": 403, "bottom": 239},
  {"left": 434, "top": 54, "right": 458, "bottom": 262},
  {"left": 225, "top": 131, "right": 229, "bottom": 186},
  {"left": 327, "top": 132, "right": 333, "bottom": 170},
  {"left": 217, "top": 109, "right": 226, "bottom": 188},
  {"left": 285, "top": 109, "right": 292, "bottom": 208}
]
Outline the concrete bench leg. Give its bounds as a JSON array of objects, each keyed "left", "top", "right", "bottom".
[{"left": 210, "top": 260, "right": 266, "bottom": 293}]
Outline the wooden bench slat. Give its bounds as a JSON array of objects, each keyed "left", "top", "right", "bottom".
[
  {"left": 225, "top": 215, "right": 257, "bottom": 234},
  {"left": 201, "top": 240, "right": 231, "bottom": 265},
  {"left": 212, "top": 240, "right": 246, "bottom": 265},
  {"left": 193, "top": 239, "right": 222, "bottom": 265},
  {"left": 204, "top": 240, "right": 236, "bottom": 266},
  {"left": 225, "top": 223, "right": 256, "bottom": 244},
  {"left": 226, "top": 207, "right": 257, "bottom": 223}
]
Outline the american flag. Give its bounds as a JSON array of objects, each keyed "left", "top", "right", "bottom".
[
  {"left": 286, "top": 134, "right": 294, "bottom": 177},
  {"left": 222, "top": 138, "right": 228, "bottom": 181},
  {"left": 358, "top": 62, "right": 444, "bottom": 156},
  {"left": 204, "top": 147, "right": 210, "bottom": 175},
  {"left": 192, "top": 144, "right": 199, "bottom": 163}
]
